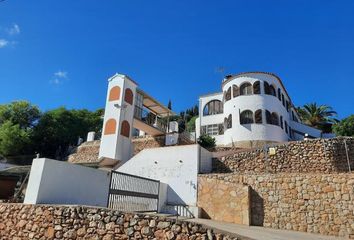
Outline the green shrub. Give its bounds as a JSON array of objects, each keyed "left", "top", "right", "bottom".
[{"left": 197, "top": 134, "right": 216, "bottom": 149}]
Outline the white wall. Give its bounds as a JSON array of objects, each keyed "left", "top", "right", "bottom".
[
  {"left": 290, "top": 120, "right": 322, "bottom": 139},
  {"left": 24, "top": 158, "right": 110, "bottom": 207},
  {"left": 116, "top": 144, "right": 212, "bottom": 206},
  {"left": 222, "top": 94, "right": 289, "bottom": 144}
]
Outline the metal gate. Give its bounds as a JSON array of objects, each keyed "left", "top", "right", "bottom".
[{"left": 107, "top": 171, "right": 160, "bottom": 212}]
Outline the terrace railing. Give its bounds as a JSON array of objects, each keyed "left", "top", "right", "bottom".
[{"left": 134, "top": 105, "right": 167, "bottom": 132}]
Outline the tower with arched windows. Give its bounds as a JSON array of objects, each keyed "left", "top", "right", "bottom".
[
  {"left": 99, "top": 74, "right": 137, "bottom": 164},
  {"left": 196, "top": 72, "right": 323, "bottom": 147}
]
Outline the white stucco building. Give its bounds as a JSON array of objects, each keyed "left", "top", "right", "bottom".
[{"left": 196, "top": 72, "right": 323, "bottom": 147}]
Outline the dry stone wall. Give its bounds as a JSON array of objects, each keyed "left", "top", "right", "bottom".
[
  {"left": 197, "top": 177, "right": 250, "bottom": 226},
  {"left": 68, "top": 140, "right": 101, "bottom": 164},
  {"left": 213, "top": 137, "right": 354, "bottom": 174},
  {"left": 132, "top": 136, "right": 166, "bottom": 155},
  {"left": 200, "top": 173, "right": 354, "bottom": 238},
  {"left": 0, "top": 204, "right": 242, "bottom": 240}
]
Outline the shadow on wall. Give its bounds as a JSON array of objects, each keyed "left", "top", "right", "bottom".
[
  {"left": 199, "top": 208, "right": 211, "bottom": 219},
  {"left": 212, "top": 158, "right": 232, "bottom": 173},
  {"left": 330, "top": 138, "right": 354, "bottom": 172},
  {"left": 167, "top": 185, "right": 186, "bottom": 205},
  {"left": 250, "top": 188, "right": 264, "bottom": 226},
  {"left": 241, "top": 124, "right": 252, "bottom": 131}
]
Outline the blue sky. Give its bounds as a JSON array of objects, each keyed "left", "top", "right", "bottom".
[{"left": 0, "top": 0, "right": 353, "bottom": 118}]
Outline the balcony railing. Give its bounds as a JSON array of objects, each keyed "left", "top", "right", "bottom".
[{"left": 134, "top": 105, "right": 167, "bottom": 132}]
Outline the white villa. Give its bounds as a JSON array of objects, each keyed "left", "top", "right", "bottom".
[
  {"left": 196, "top": 72, "right": 323, "bottom": 147},
  {"left": 12, "top": 71, "right": 354, "bottom": 240},
  {"left": 23, "top": 71, "right": 334, "bottom": 218}
]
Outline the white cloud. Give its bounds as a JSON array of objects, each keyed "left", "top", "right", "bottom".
[
  {"left": 0, "top": 39, "right": 8, "bottom": 48},
  {"left": 50, "top": 79, "right": 62, "bottom": 85},
  {"left": 7, "top": 24, "right": 20, "bottom": 35},
  {"left": 50, "top": 70, "right": 68, "bottom": 85},
  {"left": 54, "top": 71, "right": 68, "bottom": 79},
  {"left": 0, "top": 24, "right": 20, "bottom": 49}
]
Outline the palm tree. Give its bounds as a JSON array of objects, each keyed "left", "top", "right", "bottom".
[{"left": 296, "top": 103, "right": 338, "bottom": 132}]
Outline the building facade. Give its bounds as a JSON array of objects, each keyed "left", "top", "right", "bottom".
[{"left": 196, "top": 72, "right": 323, "bottom": 147}]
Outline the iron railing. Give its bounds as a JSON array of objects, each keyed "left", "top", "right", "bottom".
[
  {"left": 107, "top": 171, "right": 160, "bottom": 212},
  {"left": 179, "top": 130, "right": 196, "bottom": 143}
]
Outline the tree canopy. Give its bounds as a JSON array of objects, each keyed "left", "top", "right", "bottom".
[
  {"left": 33, "top": 108, "right": 103, "bottom": 159},
  {"left": 0, "top": 101, "right": 40, "bottom": 129},
  {"left": 333, "top": 115, "right": 354, "bottom": 137},
  {"left": 0, "top": 101, "right": 103, "bottom": 161},
  {"left": 0, "top": 121, "right": 32, "bottom": 157},
  {"left": 0, "top": 101, "right": 40, "bottom": 158}
]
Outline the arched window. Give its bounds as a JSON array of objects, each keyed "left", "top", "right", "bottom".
[
  {"left": 253, "top": 81, "right": 261, "bottom": 94},
  {"left": 225, "top": 87, "right": 232, "bottom": 101},
  {"left": 284, "top": 121, "right": 288, "bottom": 134},
  {"left": 104, "top": 119, "right": 117, "bottom": 135},
  {"left": 232, "top": 85, "right": 239, "bottom": 98},
  {"left": 203, "top": 100, "right": 223, "bottom": 116},
  {"left": 226, "top": 114, "right": 232, "bottom": 129},
  {"left": 286, "top": 100, "right": 290, "bottom": 112},
  {"left": 277, "top": 88, "right": 281, "bottom": 101},
  {"left": 240, "top": 110, "right": 254, "bottom": 124},
  {"left": 109, "top": 86, "right": 121, "bottom": 101},
  {"left": 269, "top": 85, "right": 276, "bottom": 96},
  {"left": 120, "top": 120, "right": 130, "bottom": 138},
  {"left": 218, "top": 124, "right": 224, "bottom": 135},
  {"left": 271, "top": 112, "right": 279, "bottom": 126},
  {"left": 240, "top": 82, "right": 252, "bottom": 95},
  {"left": 124, "top": 88, "right": 134, "bottom": 105},
  {"left": 264, "top": 81, "right": 270, "bottom": 95},
  {"left": 255, "top": 109, "right": 262, "bottom": 124},
  {"left": 292, "top": 111, "right": 299, "bottom": 122},
  {"left": 280, "top": 116, "right": 284, "bottom": 129},
  {"left": 265, "top": 110, "right": 272, "bottom": 124}
]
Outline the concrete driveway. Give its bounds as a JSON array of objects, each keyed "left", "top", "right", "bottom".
[{"left": 187, "top": 219, "right": 344, "bottom": 240}]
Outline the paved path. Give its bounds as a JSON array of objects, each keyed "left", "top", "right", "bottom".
[{"left": 187, "top": 219, "right": 344, "bottom": 240}]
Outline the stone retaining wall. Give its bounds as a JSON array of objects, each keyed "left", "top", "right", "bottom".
[
  {"left": 0, "top": 204, "right": 241, "bottom": 240},
  {"left": 200, "top": 173, "right": 354, "bottom": 238},
  {"left": 197, "top": 177, "right": 250, "bottom": 226},
  {"left": 213, "top": 137, "right": 354, "bottom": 174},
  {"left": 68, "top": 140, "right": 101, "bottom": 164},
  {"left": 132, "top": 136, "right": 166, "bottom": 155}
]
